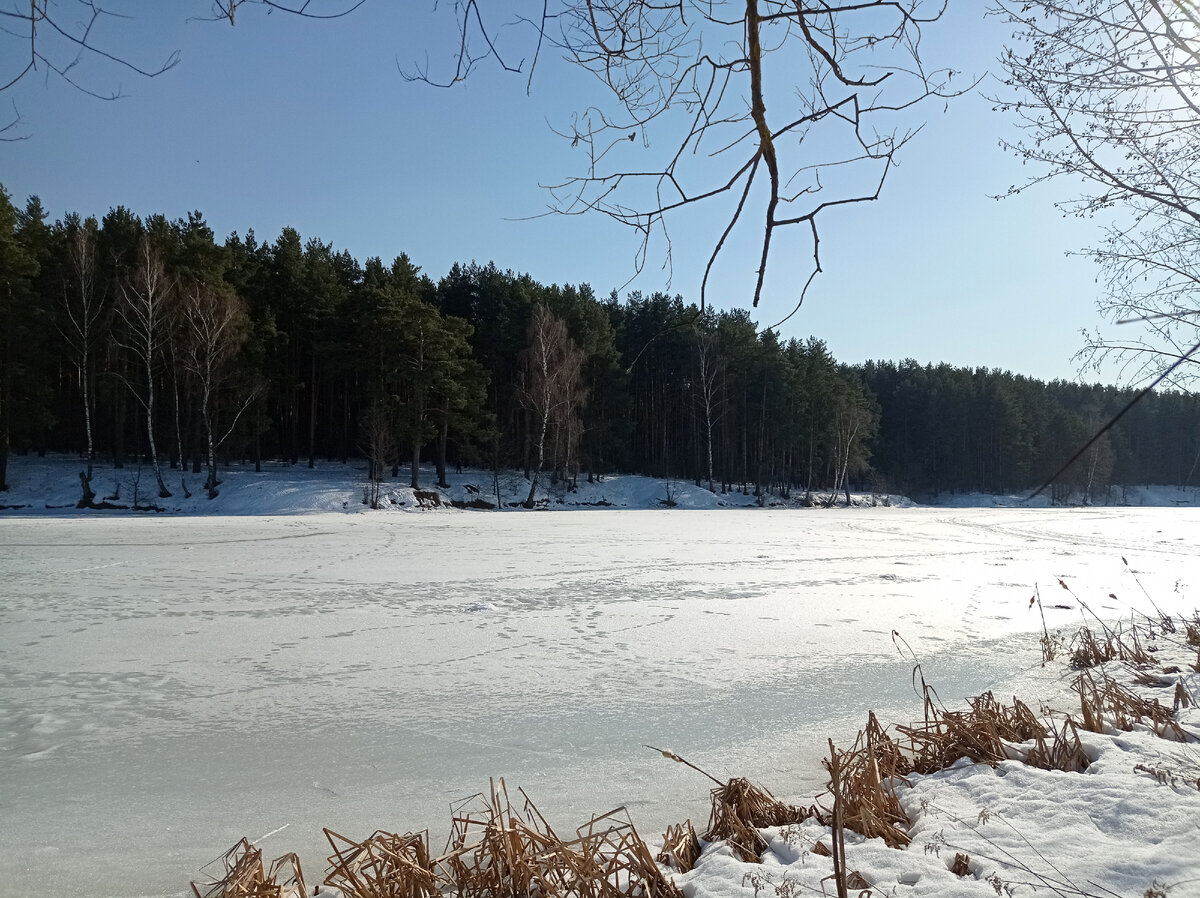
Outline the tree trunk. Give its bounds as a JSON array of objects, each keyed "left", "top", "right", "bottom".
[
  {"left": 144, "top": 350, "right": 170, "bottom": 499},
  {"left": 201, "top": 383, "right": 219, "bottom": 497},
  {"left": 493, "top": 432, "right": 502, "bottom": 509},
  {"left": 436, "top": 411, "right": 449, "bottom": 488},
  {"left": 308, "top": 355, "right": 318, "bottom": 468},
  {"left": 113, "top": 382, "right": 126, "bottom": 469},
  {"left": 171, "top": 349, "right": 183, "bottom": 470},
  {"left": 81, "top": 356, "right": 94, "bottom": 481},
  {"left": 525, "top": 407, "right": 550, "bottom": 508}
]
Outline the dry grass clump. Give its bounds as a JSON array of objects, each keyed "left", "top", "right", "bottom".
[
  {"left": 703, "top": 778, "right": 818, "bottom": 862},
  {"left": 823, "top": 713, "right": 911, "bottom": 849},
  {"left": 191, "top": 839, "right": 306, "bottom": 898},
  {"left": 324, "top": 829, "right": 437, "bottom": 898},
  {"left": 1175, "top": 682, "right": 1192, "bottom": 711},
  {"left": 821, "top": 690, "right": 1096, "bottom": 852},
  {"left": 572, "top": 809, "right": 679, "bottom": 898},
  {"left": 1023, "top": 717, "right": 1090, "bottom": 773},
  {"left": 314, "top": 781, "right": 679, "bottom": 898},
  {"left": 437, "top": 782, "right": 559, "bottom": 898},
  {"left": 895, "top": 691, "right": 1044, "bottom": 774},
  {"left": 1184, "top": 614, "right": 1200, "bottom": 648},
  {"left": 656, "top": 822, "right": 700, "bottom": 874},
  {"left": 814, "top": 694, "right": 1085, "bottom": 853},
  {"left": 437, "top": 779, "right": 681, "bottom": 898},
  {"left": 1069, "top": 625, "right": 1153, "bottom": 669},
  {"left": 1074, "top": 670, "right": 1189, "bottom": 741}
]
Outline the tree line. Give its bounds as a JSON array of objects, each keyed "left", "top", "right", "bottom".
[{"left": 2, "top": 186, "right": 1198, "bottom": 505}]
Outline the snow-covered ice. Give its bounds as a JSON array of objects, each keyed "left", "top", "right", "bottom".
[{"left": 1, "top": 460, "right": 1199, "bottom": 897}]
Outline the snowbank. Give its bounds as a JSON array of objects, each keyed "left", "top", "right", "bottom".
[
  {"left": 6, "top": 454, "right": 1197, "bottom": 516},
  {"left": 223, "top": 627, "right": 1200, "bottom": 898},
  {"left": 0, "top": 455, "right": 908, "bottom": 515}
]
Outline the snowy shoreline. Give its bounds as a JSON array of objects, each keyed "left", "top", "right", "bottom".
[
  {"left": 191, "top": 627, "right": 1200, "bottom": 898},
  {"left": 3, "top": 455, "right": 1200, "bottom": 516}
]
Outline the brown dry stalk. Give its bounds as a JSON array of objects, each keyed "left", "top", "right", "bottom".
[
  {"left": 323, "top": 829, "right": 436, "bottom": 898},
  {"left": 191, "top": 839, "right": 306, "bottom": 898},
  {"left": 951, "top": 853, "right": 971, "bottom": 877},
  {"left": 1031, "top": 591, "right": 1058, "bottom": 664},
  {"left": 1069, "top": 623, "right": 1154, "bottom": 670},
  {"left": 432, "top": 779, "right": 681, "bottom": 898},
  {"left": 1074, "top": 670, "right": 1189, "bottom": 741},
  {"left": 824, "top": 714, "right": 912, "bottom": 849},
  {"left": 657, "top": 821, "right": 700, "bottom": 874},
  {"left": 703, "top": 778, "right": 819, "bottom": 863},
  {"left": 824, "top": 740, "right": 849, "bottom": 898},
  {"left": 1185, "top": 614, "right": 1200, "bottom": 648},
  {"left": 1023, "top": 717, "right": 1090, "bottom": 773},
  {"left": 894, "top": 692, "right": 1044, "bottom": 775},
  {"left": 1176, "top": 682, "right": 1193, "bottom": 711}
]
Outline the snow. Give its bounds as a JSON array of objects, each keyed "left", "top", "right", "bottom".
[
  {"left": 1, "top": 456, "right": 1198, "bottom": 898},
  {"left": 1, "top": 455, "right": 882, "bottom": 514}
]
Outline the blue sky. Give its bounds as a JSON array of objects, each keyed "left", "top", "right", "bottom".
[{"left": 2, "top": 2, "right": 1118, "bottom": 383}]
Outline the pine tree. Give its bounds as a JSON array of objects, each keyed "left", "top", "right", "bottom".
[{"left": 0, "top": 186, "right": 40, "bottom": 490}]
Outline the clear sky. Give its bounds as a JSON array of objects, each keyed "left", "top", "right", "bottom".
[{"left": 1, "top": 2, "right": 1121, "bottom": 384}]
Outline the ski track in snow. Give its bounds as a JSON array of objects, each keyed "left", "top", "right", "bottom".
[{"left": 1, "top": 499, "right": 1199, "bottom": 896}]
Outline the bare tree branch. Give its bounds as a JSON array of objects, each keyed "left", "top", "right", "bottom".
[
  {"left": 0, "top": 1, "right": 363, "bottom": 100},
  {"left": 993, "top": 0, "right": 1200, "bottom": 388},
  {"left": 416, "top": 0, "right": 967, "bottom": 313}
]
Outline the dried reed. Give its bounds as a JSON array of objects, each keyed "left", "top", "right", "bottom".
[
  {"left": 656, "top": 822, "right": 700, "bottom": 874},
  {"left": 703, "top": 778, "right": 817, "bottom": 863},
  {"left": 434, "top": 779, "right": 681, "bottom": 898},
  {"left": 1023, "top": 717, "right": 1089, "bottom": 773},
  {"left": 1074, "top": 670, "right": 1189, "bottom": 741},
  {"left": 571, "top": 808, "right": 681, "bottom": 898},
  {"left": 1185, "top": 613, "right": 1200, "bottom": 648},
  {"left": 1069, "top": 624, "right": 1153, "bottom": 669},
  {"left": 823, "top": 713, "right": 911, "bottom": 849},
  {"left": 1176, "top": 682, "right": 1193, "bottom": 711},
  {"left": 1030, "top": 591, "right": 1058, "bottom": 664},
  {"left": 191, "top": 839, "right": 306, "bottom": 898},
  {"left": 895, "top": 691, "right": 1044, "bottom": 774},
  {"left": 323, "top": 829, "right": 437, "bottom": 898}
]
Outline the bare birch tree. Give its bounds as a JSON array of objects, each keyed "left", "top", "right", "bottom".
[
  {"left": 360, "top": 398, "right": 396, "bottom": 509},
  {"left": 115, "top": 236, "right": 174, "bottom": 498},
  {"left": 693, "top": 330, "right": 725, "bottom": 492},
  {"left": 828, "top": 393, "right": 874, "bottom": 506},
  {"left": 60, "top": 215, "right": 106, "bottom": 484},
  {"left": 177, "top": 281, "right": 254, "bottom": 497},
  {"left": 521, "top": 304, "right": 586, "bottom": 507}
]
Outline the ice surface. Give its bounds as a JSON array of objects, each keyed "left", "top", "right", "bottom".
[{"left": 1, "top": 507, "right": 1198, "bottom": 897}]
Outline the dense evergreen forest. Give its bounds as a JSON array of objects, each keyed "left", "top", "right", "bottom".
[{"left": 2, "top": 186, "right": 1198, "bottom": 505}]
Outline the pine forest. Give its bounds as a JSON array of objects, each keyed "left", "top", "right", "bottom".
[{"left": 2, "top": 188, "right": 1198, "bottom": 505}]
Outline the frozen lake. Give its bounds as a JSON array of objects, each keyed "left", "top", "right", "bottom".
[{"left": 2, "top": 507, "right": 1198, "bottom": 897}]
